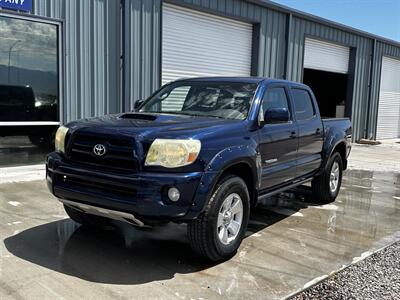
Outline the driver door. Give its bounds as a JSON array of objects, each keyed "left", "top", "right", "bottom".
[{"left": 259, "top": 85, "right": 299, "bottom": 190}]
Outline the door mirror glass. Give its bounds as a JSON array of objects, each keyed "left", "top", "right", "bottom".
[{"left": 264, "top": 108, "right": 290, "bottom": 124}]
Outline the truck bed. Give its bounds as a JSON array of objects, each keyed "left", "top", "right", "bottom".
[{"left": 322, "top": 117, "right": 352, "bottom": 139}]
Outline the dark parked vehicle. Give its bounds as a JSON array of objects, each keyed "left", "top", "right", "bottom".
[
  {"left": 46, "top": 77, "right": 352, "bottom": 261},
  {"left": 0, "top": 84, "right": 57, "bottom": 147}
]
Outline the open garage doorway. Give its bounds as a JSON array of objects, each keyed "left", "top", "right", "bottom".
[
  {"left": 303, "top": 38, "right": 353, "bottom": 119},
  {"left": 303, "top": 68, "right": 349, "bottom": 118}
]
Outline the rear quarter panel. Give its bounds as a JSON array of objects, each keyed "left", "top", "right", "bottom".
[{"left": 321, "top": 118, "right": 352, "bottom": 170}]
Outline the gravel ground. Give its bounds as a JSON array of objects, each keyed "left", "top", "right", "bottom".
[{"left": 291, "top": 241, "right": 400, "bottom": 300}]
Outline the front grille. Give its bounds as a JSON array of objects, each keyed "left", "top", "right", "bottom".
[
  {"left": 68, "top": 133, "right": 140, "bottom": 172},
  {"left": 57, "top": 174, "right": 137, "bottom": 198}
]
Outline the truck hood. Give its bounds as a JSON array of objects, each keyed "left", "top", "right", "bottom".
[{"left": 67, "top": 112, "right": 242, "bottom": 141}]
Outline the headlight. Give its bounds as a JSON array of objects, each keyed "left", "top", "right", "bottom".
[
  {"left": 55, "top": 126, "right": 69, "bottom": 153},
  {"left": 145, "top": 139, "right": 201, "bottom": 168}
]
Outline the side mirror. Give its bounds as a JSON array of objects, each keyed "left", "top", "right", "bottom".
[
  {"left": 133, "top": 99, "right": 144, "bottom": 111},
  {"left": 263, "top": 108, "right": 290, "bottom": 125}
]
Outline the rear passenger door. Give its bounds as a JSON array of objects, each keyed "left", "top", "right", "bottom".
[
  {"left": 290, "top": 88, "right": 323, "bottom": 177},
  {"left": 259, "top": 85, "right": 298, "bottom": 190}
]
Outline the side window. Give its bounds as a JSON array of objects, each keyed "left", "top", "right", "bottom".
[
  {"left": 260, "top": 87, "right": 290, "bottom": 122},
  {"left": 292, "top": 88, "right": 315, "bottom": 120}
]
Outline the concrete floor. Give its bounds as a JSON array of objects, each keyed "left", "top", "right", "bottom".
[
  {"left": 348, "top": 138, "right": 400, "bottom": 173},
  {"left": 1, "top": 168, "right": 400, "bottom": 299}
]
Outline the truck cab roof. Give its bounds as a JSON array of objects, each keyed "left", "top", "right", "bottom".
[{"left": 173, "top": 76, "right": 310, "bottom": 89}]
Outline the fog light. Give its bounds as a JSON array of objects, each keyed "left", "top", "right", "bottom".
[{"left": 168, "top": 187, "right": 180, "bottom": 202}]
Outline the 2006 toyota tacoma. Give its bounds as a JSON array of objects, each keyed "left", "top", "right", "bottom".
[{"left": 46, "top": 77, "right": 352, "bottom": 261}]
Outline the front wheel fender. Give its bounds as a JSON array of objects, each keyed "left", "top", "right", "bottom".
[{"left": 184, "top": 145, "right": 260, "bottom": 219}]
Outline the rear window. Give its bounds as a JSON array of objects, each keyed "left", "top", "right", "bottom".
[{"left": 292, "top": 88, "right": 315, "bottom": 120}]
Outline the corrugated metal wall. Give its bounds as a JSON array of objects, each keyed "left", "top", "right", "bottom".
[
  {"left": 163, "top": 1, "right": 377, "bottom": 140},
  {"left": 368, "top": 41, "right": 400, "bottom": 139},
  {"left": 124, "top": 0, "right": 161, "bottom": 111},
  {"left": 30, "top": 0, "right": 400, "bottom": 140},
  {"left": 33, "top": 0, "right": 121, "bottom": 122}
]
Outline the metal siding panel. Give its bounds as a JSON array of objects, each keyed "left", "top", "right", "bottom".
[
  {"left": 369, "top": 44, "right": 380, "bottom": 139},
  {"left": 124, "top": 0, "right": 161, "bottom": 110},
  {"left": 258, "top": 17, "right": 266, "bottom": 77},
  {"left": 33, "top": 0, "right": 121, "bottom": 122},
  {"left": 295, "top": 18, "right": 303, "bottom": 81},
  {"left": 269, "top": 13, "right": 277, "bottom": 76},
  {"left": 356, "top": 40, "right": 371, "bottom": 140},
  {"left": 264, "top": 10, "right": 272, "bottom": 76},
  {"left": 264, "top": 9, "right": 286, "bottom": 78},
  {"left": 286, "top": 18, "right": 295, "bottom": 81}
]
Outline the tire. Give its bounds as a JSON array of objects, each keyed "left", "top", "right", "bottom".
[
  {"left": 64, "top": 205, "right": 111, "bottom": 227},
  {"left": 28, "top": 134, "right": 54, "bottom": 149},
  {"left": 312, "top": 152, "right": 343, "bottom": 203},
  {"left": 187, "top": 175, "right": 250, "bottom": 262}
]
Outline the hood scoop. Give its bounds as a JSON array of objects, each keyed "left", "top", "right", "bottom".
[{"left": 119, "top": 113, "right": 157, "bottom": 121}]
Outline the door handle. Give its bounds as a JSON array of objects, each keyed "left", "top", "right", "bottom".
[
  {"left": 316, "top": 128, "right": 321, "bottom": 135},
  {"left": 290, "top": 131, "right": 297, "bottom": 138}
]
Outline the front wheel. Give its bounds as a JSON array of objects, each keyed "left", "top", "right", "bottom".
[
  {"left": 312, "top": 152, "right": 343, "bottom": 203},
  {"left": 187, "top": 175, "right": 250, "bottom": 262}
]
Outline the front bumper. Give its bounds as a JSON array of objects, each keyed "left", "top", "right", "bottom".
[{"left": 46, "top": 152, "right": 204, "bottom": 221}]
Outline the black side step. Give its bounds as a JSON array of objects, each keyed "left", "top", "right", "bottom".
[{"left": 258, "top": 177, "right": 313, "bottom": 200}]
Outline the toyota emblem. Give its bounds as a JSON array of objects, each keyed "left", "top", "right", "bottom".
[{"left": 93, "top": 144, "right": 107, "bottom": 157}]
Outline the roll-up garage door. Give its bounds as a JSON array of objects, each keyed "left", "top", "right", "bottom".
[
  {"left": 376, "top": 56, "right": 400, "bottom": 139},
  {"left": 304, "top": 38, "right": 350, "bottom": 74},
  {"left": 162, "top": 3, "right": 253, "bottom": 85}
]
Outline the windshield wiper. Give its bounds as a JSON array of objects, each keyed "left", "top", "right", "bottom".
[{"left": 179, "top": 113, "right": 227, "bottom": 119}]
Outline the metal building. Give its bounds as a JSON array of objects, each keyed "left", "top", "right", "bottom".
[{"left": 0, "top": 0, "right": 399, "bottom": 168}]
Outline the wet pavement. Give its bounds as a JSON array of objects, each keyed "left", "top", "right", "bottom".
[
  {"left": 0, "top": 136, "right": 49, "bottom": 168},
  {"left": 1, "top": 169, "right": 400, "bottom": 299}
]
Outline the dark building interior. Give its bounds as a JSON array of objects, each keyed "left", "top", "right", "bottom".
[{"left": 303, "top": 68, "right": 349, "bottom": 118}]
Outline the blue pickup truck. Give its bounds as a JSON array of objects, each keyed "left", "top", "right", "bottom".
[{"left": 46, "top": 77, "right": 351, "bottom": 261}]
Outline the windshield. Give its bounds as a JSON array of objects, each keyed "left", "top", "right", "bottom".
[{"left": 139, "top": 81, "right": 258, "bottom": 120}]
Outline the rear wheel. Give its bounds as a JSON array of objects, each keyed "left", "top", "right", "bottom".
[
  {"left": 312, "top": 152, "right": 343, "bottom": 203},
  {"left": 187, "top": 175, "right": 250, "bottom": 262},
  {"left": 64, "top": 205, "right": 111, "bottom": 227}
]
